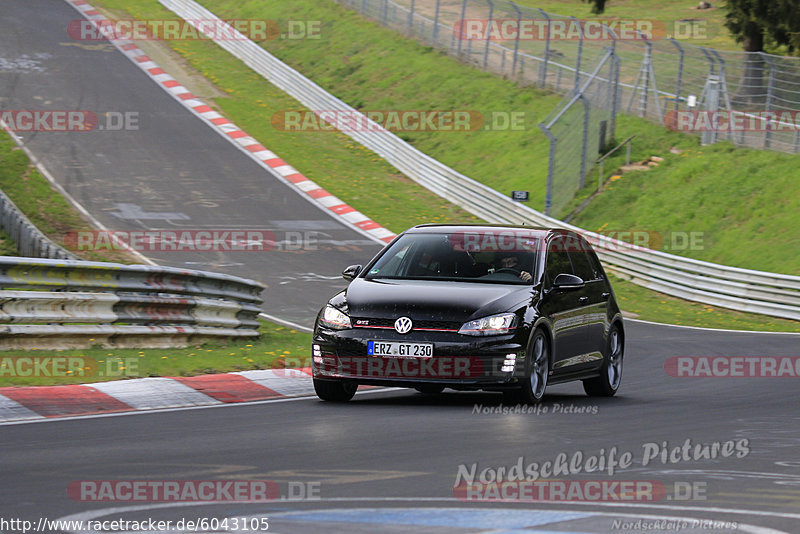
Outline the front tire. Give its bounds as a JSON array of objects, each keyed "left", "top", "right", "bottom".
[
  {"left": 519, "top": 329, "right": 550, "bottom": 404},
  {"left": 583, "top": 325, "right": 623, "bottom": 397},
  {"left": 314, "top": 378, "right": 357, "bottom": 402}
]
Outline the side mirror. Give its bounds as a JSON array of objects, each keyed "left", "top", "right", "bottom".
[
  {"left": 552, "top": 273, "right": 585, "bottom": 291},
  {"left": 342, "top": 264, "right": 363, "bottom": 281}
]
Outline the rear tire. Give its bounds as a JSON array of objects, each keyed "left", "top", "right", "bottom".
[
  {"left": 314, "top": 378, "right": 357, "bottom": 402},
  {"left": 519, "top": 329, "right": 550, "bottom": 404},
  {"left": 583, "top": 325, "right": 623, "bottom": 397}
]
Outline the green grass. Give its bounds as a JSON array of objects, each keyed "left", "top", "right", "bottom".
[
  {"left": 0, "top": 228, "right": 18, "bottom": 256},
  {"left": 0, "top": 132, "right": 137, "bottom": 263},
  {"left": 511, "top": 0, "right": 736, "bottom": 50},
  {"left": 0, "top": 320, "right": 312, "bottom": 387},
  {"left": 83, "top": 0, "right": 800, "bottom": 333}
]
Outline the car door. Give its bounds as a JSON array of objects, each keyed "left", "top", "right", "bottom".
[
  {"left": 566, "top": 236, "right": 608, "bottom": 364},
  {"left": 540, "top": 234, "right": 593, "bottom": 372}
]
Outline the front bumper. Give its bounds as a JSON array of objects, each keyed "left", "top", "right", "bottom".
[{"left": 312, "top": 326, "right": 529, "bottom": 390}]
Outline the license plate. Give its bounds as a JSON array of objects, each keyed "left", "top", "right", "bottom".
[{"left": 368, "top": 341, "right": 433, "bottom": 358}]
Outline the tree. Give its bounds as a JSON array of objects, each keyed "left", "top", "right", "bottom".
[
  {"left": 724, "top": 0, "right": 800, "bottom": 104},
  {"left": 581, "top": 0, "right": 607, "bottom": 15},
  {"left": 724, "top": 0, "right": 800, "bottom": 53}
]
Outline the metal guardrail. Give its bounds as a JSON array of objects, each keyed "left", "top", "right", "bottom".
[
  {"left": 0, "top": 257, "right": 265, "bottom": 350},
  {"left": 0, "top": 122, "right": 77, "bottom": 260},
  {"left": 0, "top": 188, "right": 76, "bottom": 261},
  {"left": 157, "top": 0, "right": 800, "bottom": 322}
]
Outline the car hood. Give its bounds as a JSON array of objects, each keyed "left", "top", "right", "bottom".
[{"left": 343, "top": 278, "right": 535, "bottom": 323}]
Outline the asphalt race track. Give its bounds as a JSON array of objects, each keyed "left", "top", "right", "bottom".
[
  {"left": 0, "top": 0, "right": 382, "bottom": 328},
  {"left": 1, "top": 1, "right": 800, "bottom": 533}
]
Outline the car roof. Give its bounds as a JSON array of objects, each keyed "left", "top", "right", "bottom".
[{"left": 404, "top": 224, "right": 560, "bottom": 238}]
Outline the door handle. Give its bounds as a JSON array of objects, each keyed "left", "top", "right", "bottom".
[
  {"left": 578, "top": 296, "right": 589, "bottom": 304},
  {"left": 601, "top": 292, "right": 610, "bottom": 300}
]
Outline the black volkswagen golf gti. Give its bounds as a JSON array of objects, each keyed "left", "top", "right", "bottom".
[{"left": 312, "top": 224, "right": 624, "bottom": 403}]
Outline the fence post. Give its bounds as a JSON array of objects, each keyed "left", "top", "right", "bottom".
[
  {"left": 484, "top": 0, "right": 494, "bottom": 68},
  {"left": 381, "top": 0, "right": 389, "bottom": 26},
  {"left": 407, "top": 0, "right": 415, "bottom": 32},
  {"left": 579, "top": 93, "right": 590, "bottom": 188},
  {"left": 456, "top": 0, "right": 468, "bottom": 56},
  {"left": 536, "top": 9, "right": 551, "bottom": 87},
  {"left": 433, "top": 0, "right": 441, "bottom": 46},
  {"left": 607, "top": 26, "right": 619, "bottom": 140},
  {"left": 669, "top": 38, "right": 684, "bottom": 113},
  {"left": 510, "top": 2, "right": 522, "bottom": 76},
  {"left": 701, "top": 74, "right": 720, "bottom": 146},
  {"left": 763, "top": 53, "right": 775, "bottom": 149},
  {"left": 538, "top": 123, "right": 557, "bottom": 216},
  {"left": 707, "top": 49, "right": 735, "bottom": 144},
  {"left": 573, "top": 16, "right": 583, "bottom": 92}
]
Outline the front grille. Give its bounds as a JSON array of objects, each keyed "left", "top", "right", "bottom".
[{"left": 352, "top": 317, "right": 461, "bottom": 331}]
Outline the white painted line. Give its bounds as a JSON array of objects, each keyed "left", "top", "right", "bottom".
[{"left": 257, "top": 312, "right": 313, "bottom": 332}]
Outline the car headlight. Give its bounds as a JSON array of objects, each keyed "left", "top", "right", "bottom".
[
  {"left": 319, "top": 305, "right": 352, "bottom": 330},
  {"left": 458, "top": 313, "right": 517, "bottom": 336}
]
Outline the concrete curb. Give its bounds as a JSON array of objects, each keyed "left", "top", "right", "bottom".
[{"left": 0, "top": 368, "right": 316, "bottom": 422}]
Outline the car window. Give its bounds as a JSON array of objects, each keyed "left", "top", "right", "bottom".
[
  {"left": 569, "top": 248, "right": 596, "bottom": 282},
  {"left": 545, "top": 236, "right": 574, "bottom": 285},
  {"left": 365, "top": 231, "right": 540, "bottom": 284},
  {"left": 584, "top": 244, "right": 605, "bottom": 280}
]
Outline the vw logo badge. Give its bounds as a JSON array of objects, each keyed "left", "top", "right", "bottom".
[{"left": 394, "top": 317, "right": 413, "bottom": 334}]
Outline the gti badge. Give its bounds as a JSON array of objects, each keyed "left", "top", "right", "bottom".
[{"left": 394, "top": 317, "right": 413, "bottom": 334}]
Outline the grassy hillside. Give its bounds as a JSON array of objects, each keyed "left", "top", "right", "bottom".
[{"left": 80, "top": 0, "right": 800, "bottom": 331}]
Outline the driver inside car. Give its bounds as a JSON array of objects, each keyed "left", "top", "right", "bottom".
[{"left": 497, "top": 253, "right": 533, "bottom": 282}]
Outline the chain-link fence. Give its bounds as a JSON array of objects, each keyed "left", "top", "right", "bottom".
[
  {"left": 334, "top": 0, "right": 800, "bottom": 212},
  {"left": 538, "top": 49, "right": 619, "bottom": 216}
]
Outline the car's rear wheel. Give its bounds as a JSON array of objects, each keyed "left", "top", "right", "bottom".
[
  {"left": 415, "top": 384, "right": 445, "bottom": 394},
  {"left": 518, "top": 330, "right": 549, "bottom": 404},
  {"left": 583, "top": 325, "right": 623, "bottom": 397},
  {"left": 314, "top": 378, "right": 357, "bottom": 402}
]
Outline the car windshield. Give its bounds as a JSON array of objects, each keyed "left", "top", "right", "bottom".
[{"left": 364, "top": 230, "right": 540, "bottom": 284}]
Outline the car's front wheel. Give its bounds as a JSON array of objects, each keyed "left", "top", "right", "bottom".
[
  {"left": 314, "top": 378, "right": 357, "bottom": 402},
  {"left": 583, "top": 325, "right": 623, "bottom": 397},
  {"left": 518, "top": 329, "right": 550, "bottom": 404}
]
